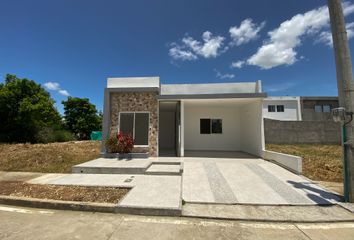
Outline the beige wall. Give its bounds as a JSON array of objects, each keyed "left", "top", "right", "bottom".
[
  {"left": 184, "top": 104, "right": 242, "bottom": 151},
  {"left": 110, "top": 92, "right": 158, "bottom": 156}
]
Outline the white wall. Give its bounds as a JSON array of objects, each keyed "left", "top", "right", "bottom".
[
  {"left": 240, "top": 100, "right": 264, "bottom": 156},
  {"left": 184, "top": 104, "right": 241, "bottom": 151},
  {"left": 263, "top": 98, "right": 301, "bottom": 121}
]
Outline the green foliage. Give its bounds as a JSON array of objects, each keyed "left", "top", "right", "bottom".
[
  {"left": 35, "top": 127, "right": 74, "bottom": 143},
  {"left": 0, "top": 74, "right": 62, "bottom": 143},
  {"left": 62, "top": 97, "right": 102, "bottom": 140},
  {"left": 105, "top": 135, "right": 119, "bottom": 153}
]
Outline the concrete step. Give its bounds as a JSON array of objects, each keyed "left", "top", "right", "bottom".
[
  {"left": 72, "top": 158, "right": 151, "bottom": 174},
  {"left": 145, "top": 163, "right": 183, "bottom": 176}
]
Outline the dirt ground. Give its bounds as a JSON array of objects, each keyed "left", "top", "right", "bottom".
[
  {"left": 0, "top": 181, "right": 129, "bottom": 204},
  {"left": 266, "top": 144, "right": 343, "bottom": 182},
  {"left": 0, "top": 141, "right": 101, "bottom": 173}
]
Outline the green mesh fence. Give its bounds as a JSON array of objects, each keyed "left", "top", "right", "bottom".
[{"left": 90, "top": 131, "right": 102, "bottom": 141}]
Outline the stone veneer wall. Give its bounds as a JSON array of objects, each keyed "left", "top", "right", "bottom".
[{"left": 110, "top": 92, "right": 158, "bottom": 157}]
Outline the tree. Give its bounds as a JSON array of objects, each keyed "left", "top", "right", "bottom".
[
  {"left": 62, "top": 97, "right": 101, "bottom": 140},
  {"left": 0, "top": 74, "right": 61, "bottom": 142}
]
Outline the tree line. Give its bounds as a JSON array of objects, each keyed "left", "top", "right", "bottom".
[{"left": 0, "top": 74, "right": 102, "bottom": 143}]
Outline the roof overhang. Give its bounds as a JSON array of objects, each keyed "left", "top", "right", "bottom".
[{"left": 158, "top": 92, "right": 267, "bottom": 100}]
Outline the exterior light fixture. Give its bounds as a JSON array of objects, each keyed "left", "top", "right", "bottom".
[{"left": 332, "top": 107, "right": 353, "bottom": 202}]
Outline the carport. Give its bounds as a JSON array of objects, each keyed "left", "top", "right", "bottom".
[{"left": 158, "top": 81, "right": 266, "bottom": 158}]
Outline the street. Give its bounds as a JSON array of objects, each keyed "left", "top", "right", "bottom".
[{"left": 0, "top": 204, "right": 353, "bottom": 240}]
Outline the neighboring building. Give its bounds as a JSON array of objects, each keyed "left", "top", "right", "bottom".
[
  {"left": 263, "top": 96, "right": 302, "bottom": 121},
  {"left": 300, "top": 96, "right": 339, "bottom": 121},
  {"left": 102, "top": 77, "right": 266, "bottom": 157}
]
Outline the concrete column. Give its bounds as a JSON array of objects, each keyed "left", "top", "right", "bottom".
[
  {"left": 296, "top": 97, "right": 302, "bottom": 121},
  {"left": 180, "top": 100, "right": 185, "bottom": 157},
  {"left": 101, "top": 89, "right": 111, "bottom": 153},
  {"left": 328, "top": 0, "right": 354, "bottom": 202}
]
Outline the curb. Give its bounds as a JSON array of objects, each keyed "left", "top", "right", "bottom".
[
  {"left": 0, "top": 195, "right": 182, "bottom": 217},
  {"left": 0, "top": 195, "right": 116, "bottom": 213},
  {"left": 181, "top": 213, "right": 354, "bottom": 223}
]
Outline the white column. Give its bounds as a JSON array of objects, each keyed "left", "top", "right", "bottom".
[{"left": 180, "top": 100, "right": 185, "bottom": 157}]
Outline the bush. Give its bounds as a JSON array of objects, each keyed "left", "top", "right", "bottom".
[
  {"left": 35, "top": 128, "right": 75, "bottom": 143},
  {"left": 105, "top": 135, "right": 119, "bottom": 153},
  {"left": 105, "top": 132, "right": 134, "bottom": 153}
]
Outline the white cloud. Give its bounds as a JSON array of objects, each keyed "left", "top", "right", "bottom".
[
  {"left": 231, "top": 60, "right": 245, "bottom": 69},
  {"left": 229, "top": 19, "right": 265, "bottom": 46},
  {"left": 247, "top": 2, "right": 354, "bottom": 69},
  {"left": 317, "top": 22, "right": 354, "bottom": 46},
  {"left": 214, "top": 69, "right": 235, "bottom": 79},
  {"left": 169, "top": 31, "right": 225, "bottom": 61},
  {"left": 44, "top": 82, "right": 70, "bottom": 96},
  {"left": 169, "top": 45, "right": 197, "bottom": 61},
  {"left": 43, "top": 82, "right": 60, "bottom": 91},
  {"left": 58, "top": 89, "right": 70, "bottom": 96}
]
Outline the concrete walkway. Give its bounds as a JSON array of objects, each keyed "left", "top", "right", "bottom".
[
  {"left": 28, "top": 173, "right": 182, "bottom": 215},
  {"left": 182, "top": 157, "right": 341, "bottom": 205}
]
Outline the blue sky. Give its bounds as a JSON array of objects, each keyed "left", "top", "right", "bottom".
[{"left": 1, "top": 0, "right": 354, "bottom": 113}]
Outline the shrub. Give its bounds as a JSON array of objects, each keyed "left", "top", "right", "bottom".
[
  {"left": 105, "top": 135, "right": 119, "bottom": 153},
  {"left": 105, "top": 132, "right": 134, "bottom": 153},
  {"left": 35, "top": 128, "right": 75, "bottom": 143},
  {"left": 117, "top": 132, "right": 134, "bottom": 153}
]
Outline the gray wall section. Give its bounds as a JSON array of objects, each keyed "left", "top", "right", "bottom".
[
  {"left": 159, "top": 111, "right": 176, "bottom": 150},
  {"left": 301, "top": 99, "right": 339, "bottom": 121},
  {"left": 264, "top": 118, "right": 341, "bottom": 144}
]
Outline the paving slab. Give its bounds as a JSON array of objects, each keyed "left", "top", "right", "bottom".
[
  {"left": 118, "top": 175, "right": 181, "bottom": 215},
  {"left": 182, "top": 203, "right": 354, "bottom": 222},
  {"left": 72, "top": 158, "right": 152, "bottom": 174},
  {"left": 29, "top": 173, "right": 136, "bottom": 187},
  {"left": 182, "top": 158, "right": 342, "bottom": 205},
  {"left": 0, "top": 171, "right": 44, "bottom": 182},
  {"left": 145, "top": 164, "right": 181, "bottom": 175},
  {"left": 27, "top": 173, "right": 182, "bottom": 216}
]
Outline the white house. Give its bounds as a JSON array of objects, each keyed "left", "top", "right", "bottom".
[
  {"left": 262, "top": 96, "right": 302, "bottom": 121},
  {"left": 102, "top": 77, "right": 266, "bottom": 157}
]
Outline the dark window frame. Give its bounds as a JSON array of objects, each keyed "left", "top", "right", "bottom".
[
  {"left": 200, "top": 118, "right": 223, "bottom": 134},
  {"left": 268, "top": 105, "right": 276, "bottom": 112},
  {"left": 119, "top": 112, "right": 150, "bottom": 146},
  {"left": 276, "top": 105, "right": 285, "bottom": 112}
]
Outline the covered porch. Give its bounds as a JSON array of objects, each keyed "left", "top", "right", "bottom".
[{"left": 158, "top": 98, "right": 265, "bottom": 158}]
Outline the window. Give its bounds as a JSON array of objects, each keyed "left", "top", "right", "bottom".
[
  {"left": 276, "top": 105, "right": 285, "bottom": 112},
  {"left": 268, "top": 105, "right": 276, "bottom": 112},
  {"left": 212, "top": 119, "right": 222, "bottom": 134},
  {"left": 200, "top": 119, "right": 211, "bottom": 134},
  {"left": 119, "top": 112, "right": 149, "bottom": 145},
  {"left": 315, "top": 105, "right": 322, "bottom": 112},
  {"left": 200, "top": 119, "right": 222, "bottom": 134},
  {"left": 323, "top": 105, "right": 331, "bottom": 113},
  {"left": 314, "top": 105, "right": 331, "bottom": 113}
]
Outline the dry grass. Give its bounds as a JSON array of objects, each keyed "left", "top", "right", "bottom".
[
  {"left": 0, "top": 141, "right": 101, "bottom": 173},
  {"left": 266, "top": 144, "right": 343, "bottom": 182},
  {"left": 0, "top": 181, "right": 129, "bottom": 203}
]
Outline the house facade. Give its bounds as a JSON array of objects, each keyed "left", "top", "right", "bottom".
[
  {"left": 102, "top": 77, "right": 267, "bottom": 157},
  {"left": 300, "top": 96, "right": 339, "bottom": 121},
  {"left": 262, "top": 96, "right": 302, "bottom": 121}
]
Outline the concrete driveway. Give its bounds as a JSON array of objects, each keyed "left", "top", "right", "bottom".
[{"left": 181, "top": 155, "right": 341, "bottom": 205}]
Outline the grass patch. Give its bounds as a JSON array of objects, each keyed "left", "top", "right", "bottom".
[
  {"left": 0, "top": 141, "right": 101, "bottom": 173},
  {"left": 266, "top": 144, "right": 343, "bottom": 182},
  {"left": 0, "top": 181, "right": 129, "bottom": 204}
]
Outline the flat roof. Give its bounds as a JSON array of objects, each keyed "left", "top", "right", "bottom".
[
  {"left": 160, "top": 82, "right": 260, "bottom": 95},
  {"left": 300, "top": 96, "right": 338, "bottom": 100},
  {"left": 106, "top": 77, "right": 265, "bottom": 98}
]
